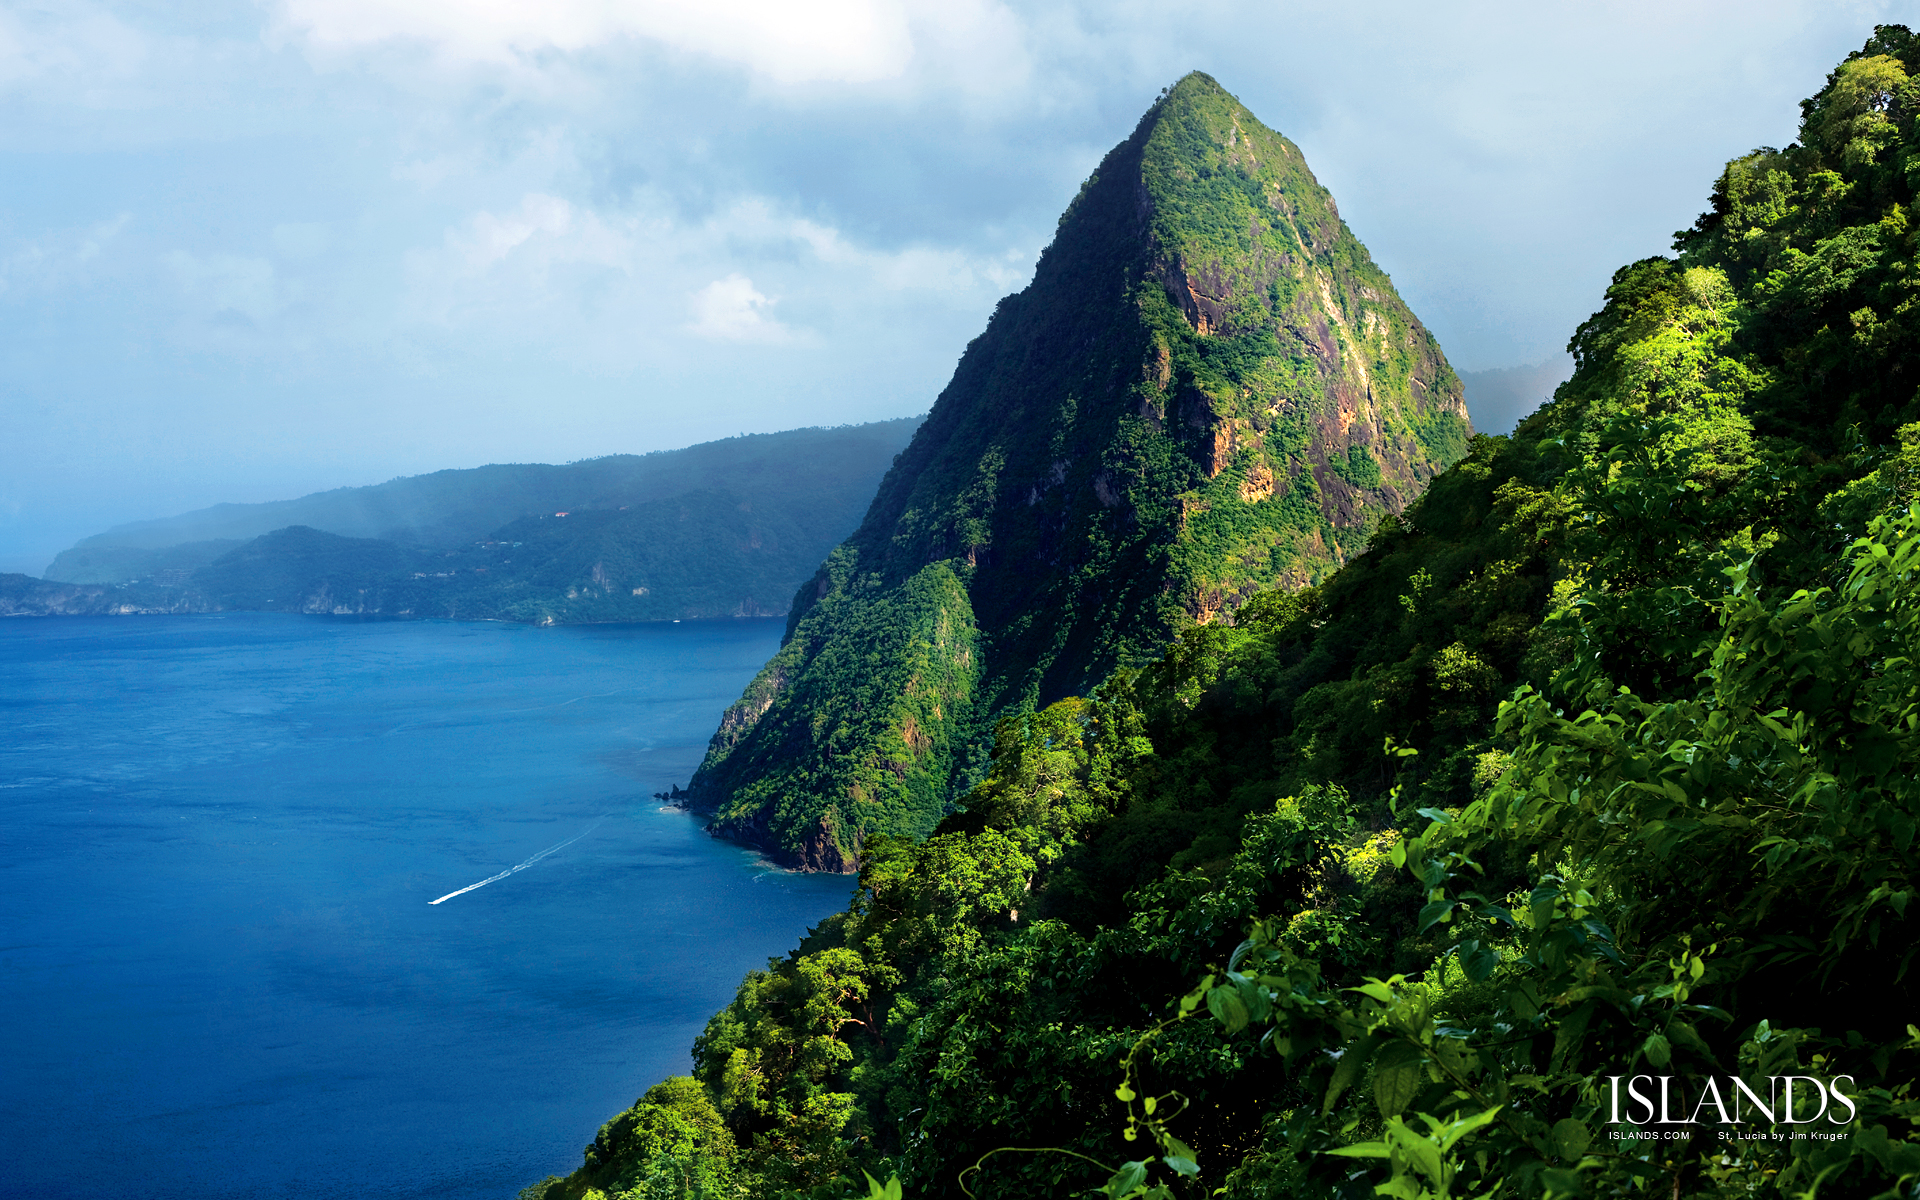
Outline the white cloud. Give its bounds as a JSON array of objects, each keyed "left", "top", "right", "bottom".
[
  {"left": 687, "top": 273, "right": 790, "bottom": 342},
  {"left": 271, "top": 222, "right": 331, "bottom": 261},
  {"left": 277, "top": 0, "right": 921, "bottom": 84},
  {"left": 397, "top": 187, "right": 1024, "bottom": 365},
  {"left": 75, "top": 213, "right": 128, "bottom": 262},
  {"left": 0, "top": 4, "right": 148, "bottom": 99},
  {"left": 786, "top": 215, "right": 1029, "bottom": 292},
  {"left": 164, "top": 251, "right": 283, "bottom": 327},
  {"left": 0, "top": 213, "right": 129, "bottom": 296},
  {"left": 455, "top": 193, "right": 582, "bottom": 269},
  {"left": 403, "top": 192, "right": 642, "bottom": 334},
  {"left": 0, "top": 3, "right": 264, "bottom": 128}
]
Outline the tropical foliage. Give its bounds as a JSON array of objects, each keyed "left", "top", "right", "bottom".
[{"left": 531, "top": 28, "right": 1920, "bottom": 1200}]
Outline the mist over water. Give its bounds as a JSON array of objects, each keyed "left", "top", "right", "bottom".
[{"left": 0, "top": 614, "right": 851, "bottom": 1199}]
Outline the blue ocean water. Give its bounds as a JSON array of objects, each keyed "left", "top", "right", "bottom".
[{"left": 0, "top": 614, "right": 851, "bottom": 1199}]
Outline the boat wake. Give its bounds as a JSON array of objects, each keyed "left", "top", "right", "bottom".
[{"left": 428, "top": 822, "right": 601, "bottom": 905}]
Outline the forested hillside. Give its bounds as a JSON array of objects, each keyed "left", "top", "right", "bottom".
[
  {"left": 689, "top": 73, "right": 1471, "bottom": 871},
  {"left": 529, "top": 28, "right": 1920, "bottom": 1200},
  {"left": 21, "top": 420, "right": 920, "bottom": 624},
  {"left": 0, "top": 573, "right": 197, "bottom": 616}
]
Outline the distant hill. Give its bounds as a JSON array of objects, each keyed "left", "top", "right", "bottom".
[
  {"left": 42, "top": 540, "right": 246, "bottom": 588},
  {"left": 0, "top": 574, "right": 189, "bottom": 617},
  {"left": 47, "top": 419, "right": 922, "bottom": 578},
  {"left": 21, "top": 420, "right": 922, "bottom": 622}
]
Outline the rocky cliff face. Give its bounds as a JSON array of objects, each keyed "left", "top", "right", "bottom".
[
  {"left": 688, "top": 72, "right": 1471, "bottom": 868},
  {"left": 0, "top": 575, "right": 201, "bottom": 617}
]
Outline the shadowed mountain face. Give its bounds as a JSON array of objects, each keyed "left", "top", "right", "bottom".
[
  {"left": 45, "top": 420, "right": 923, "bottom": 582},
  {"left": 23, "top": 421, "right": 922, "bottom": 624},
  {"left": 687, "top": 72, "right": 1472, "bottom": 870}
]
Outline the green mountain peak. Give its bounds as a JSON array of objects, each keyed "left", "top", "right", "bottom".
[{"left": 687, "top": 75, "right": 1472, "bottom": 869}]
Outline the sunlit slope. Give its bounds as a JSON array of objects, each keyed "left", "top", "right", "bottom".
[{"left": 688, "top": 73, "right": 1471, "bottom": 869}]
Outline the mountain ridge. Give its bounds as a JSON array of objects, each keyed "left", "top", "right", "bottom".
[
  {"left": 686, "top": 72, "right": 1472, "bottom": 870},
  {"left": 46, "top": 419, "right": 923, "bottom": 580},
  {"left": 15, "top": 420, "right": 922, "bottom": 623}
]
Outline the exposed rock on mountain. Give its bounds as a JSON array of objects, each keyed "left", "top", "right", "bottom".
[{"left": 687, "top": 72, "right": 1471, "bottom": 868}]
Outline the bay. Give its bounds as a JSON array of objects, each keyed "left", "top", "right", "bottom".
[{"left": 0, "top": 613, "right": 849, "bottom": 1199}]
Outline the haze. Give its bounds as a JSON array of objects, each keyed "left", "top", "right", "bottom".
[{"left": 0, "top": 0, "right": 1897, "bottom": 574}]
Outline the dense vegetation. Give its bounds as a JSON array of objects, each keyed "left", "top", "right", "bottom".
[
  {"left": 530, "top": 29, "right": 1920, "bottom": 1200},
  {"left": 691, "top": 74, "right": 1471, "bottom": 868},
  {"left": 21, "top": 420, "right": 920, "bottom": 623},
  {"left": 0, "top": 572, "right": 200, "bottom": 616}
]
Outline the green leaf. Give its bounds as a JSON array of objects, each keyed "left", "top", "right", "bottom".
[
  {"left": 1417, "top": 900, "right": 1457, "bottom": 932},
  {"left": 1859, "top": 1123, "right": 1920, "bottom": 1174},
  {"left": 1323, "top": 1035, "right": 1380, "bottom": 1113},
  {"left": 1666, "top": 1019, "right": 1716, "bottom": 1062},
  {"left": 1467, "top": 945, "right": 1500, "bottom": 981},
  {"left": 1389, "top": 1117, "right": 1446, "bottom": 1182},
  {"left": 1206, "top": 985, "right": 1250, "bottom": 1033},
  {"left": 1165, "top": 1156, "right": 1199, "bottom": 1177},
  {"left": 1550, "top": 1003, "right": 1593, "bottom": 1071},
  {"left": 1325, "top": 1140, "right": 1392, "bottom": 1159},
  {"left": 1352, "top": 979, "right": 1397, "bottom": 1003},
  {"left": 1551, "top": 1117, "right": 1591, "bottom": 1161},
  {"left": 1373, "top": 1041, "right": 1424, "bottom": 1118},
  {"left": 1642, "top": 1031, "right": 1672, "bottom": 1069},
  {"left": 1104, "top": 1160, "right": 1149, "bottom": 1197},
  {"left": 1177, "top": 976, "right": 1213, "bottom": 1014},
  {"left": 1435, "top": 1105, "right": 1503, "bottom": 1153}
]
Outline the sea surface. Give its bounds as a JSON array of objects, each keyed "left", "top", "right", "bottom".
[{"left": 0, "top": 613, "right": 852, "bottom": 1199}]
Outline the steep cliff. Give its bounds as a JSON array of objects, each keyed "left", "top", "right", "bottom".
[
  {"left": 688, "top": 73, "right": 1471, "bottom": 868},
  {"left": 0, "top": 574, "right": 195, "bottom": 617}
]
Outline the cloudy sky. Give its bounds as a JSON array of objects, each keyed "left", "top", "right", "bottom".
[{"left": 0, "top": 0, "right": 1904, "bottom": 573}]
